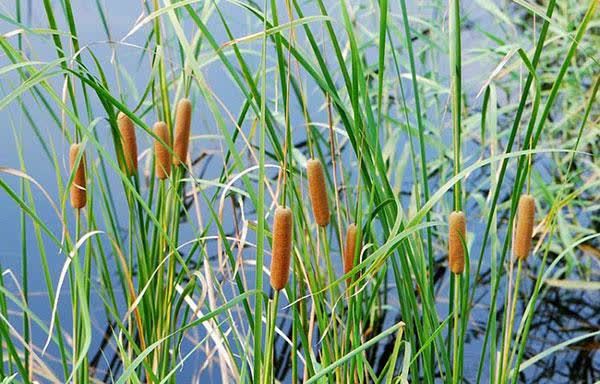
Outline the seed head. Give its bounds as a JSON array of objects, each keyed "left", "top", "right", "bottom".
[
  {"left": 448, "top": 211, "right": 466, "bottom": 274},
  {"left": 154, "top": 121, "right": 171, "bottom": 180},
  {"left": 69, "top": 143, "right": 87, "bottom": 209},
  {"left": 344, "top": 223, "right": 359, "bottom": 282},
  {"left": 173, "top": 98, "right": 192, "bottom": 166},
  {"left": 514, "top": 195, "right": 535, "bottom": 260},
  {"left": 117, "top": 112, "right": 138, "bottom": 175},
  {"left": 270, "top": 206, "right": 293, "bottom": 291},
  {"left": 306, "top": 159, "right": 330, "bottom": 227}
]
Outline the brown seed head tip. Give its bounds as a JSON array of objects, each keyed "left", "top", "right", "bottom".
[
  {"left": 153, "top": 122, "right": 171, "bottom": 180},
  {"left": 173, "top": 98, "right": 192, "bottom": 166},
  {"left": 514, "top": 194, "right": 535, "bottom": 260},
  {"left": 306, "top": 159, "right": 330, "bottom": 227},
  {"left": 344, "top": 223, "right": 359, "bottom": 278},
  {"left": 69, "top": 143, "right": 87, "bottom": 209},
  {"left": 117, "top": 112, "right": 138, "bottom": 175},
  {"left": 270, "top": 206, "right": 293, "bottom": 291},
  {"left": 448, "top": 211, "right": 466, "bottom": 274}
]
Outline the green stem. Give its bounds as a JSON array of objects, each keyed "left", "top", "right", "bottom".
[
  {"left": 449, "top": 0, "right": 462, "bottom": 211},
  {"left": 452, "top": 275, "right": 460, "bottom": 384}
]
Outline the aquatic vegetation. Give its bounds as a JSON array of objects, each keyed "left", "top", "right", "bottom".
[{"left": 0, "top": 0, "right": 597, "bottom": 382}]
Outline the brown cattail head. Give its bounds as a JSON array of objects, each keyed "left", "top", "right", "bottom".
[
  {"left": 343, "top": 223, "right": 359, "bottom": 282},
  {"left": 448, "top": 211, "right": 466, "bottom": 274},
  {"left": 270, "top": 206, "right": 293, "bottom": 291},
  {"left": 153, "top": 121, "right": 171, "bottom": 180},
  {"left": 173, "top": 98, "right": 192, "bottom": 166},
  {"left": 69, "top": 143, "right": 87, "bottom": 209},
  {"left": 306, "top": 159, "right": 330, "bottom": 227},
  {"left": 117, "top": 112, "right": 138, "bottom": 176},
  {"left": 514, "top": 194, "right": 535, "bottom": 260}
]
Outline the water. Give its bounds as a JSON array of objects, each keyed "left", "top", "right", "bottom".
[{"left": 0, "top": 0, "right": 598, "bottom": 382}]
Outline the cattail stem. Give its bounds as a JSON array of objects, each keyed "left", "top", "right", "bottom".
[
  {"left": 452, "top": 276, "right": 461, "bottom": 384},
  {"left": 173, "top": 98, "right": 192, "bottom": 166},
  {"left": 265, "top": 290, "right": 279, "bottom": 384},
  {"left": 448, "top": 211, "right": 466, "bottom": 274},
  {"left": 448, "top": 211, "right": 467, "bottom": 384},
  {"left": 514, "top": 195, "right": 535, "bottom": 260},
  {"left": 117, "top": 112, "right": 138, "bottom": 176},
  {"left": 306, "top": 159, "right": 330, "bottom": 227},
  {"left": 343, "top": 223, "right": 359, "bottom": 283},
  {"left": 500, "top": 259, "right": 523, "bottom": 384},
  {"left": 270, "top": 207, "right": 293, "bottom": 291},
  {"left": 69, "top": 143, "right": 87, "bottom": 209},
  {"left": 154, "top": 122, "right": 171, "bottom": 180}
]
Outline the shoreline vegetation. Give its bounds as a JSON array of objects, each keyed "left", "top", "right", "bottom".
[{"left": 0, "top": 0, "right": 598, "bottom": 382}]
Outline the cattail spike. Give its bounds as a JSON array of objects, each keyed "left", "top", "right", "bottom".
[
  {"left": 69, "top": 143, "right": 87, "bottom": 209},
  {"left": 173, "top": 98, "right": 192, "bottom": 166},
  {"left": 117, "top": 112, "right": 138, "bottom": 175},
  {"left": 306, "top": 159, "right": 330, "bottom": 227},
  {"left": 270, "top": 206, "right": 293, "bottom": 291},
  {"left": 344, "top": 223, "right": 359, "bottom": 282},
  {"left": 514, "top": 195, "right": 535, "bottom": 260},
  {"left": 154, "top": 122, "right": 171, "bottom": 180},
  {"left": 448, "top": 211, "right": 466, "bottom": 274}
]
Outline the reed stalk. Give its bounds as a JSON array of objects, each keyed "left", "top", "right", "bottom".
[{"left": 449, "top": 210, "right": 465, "bottom": 384}]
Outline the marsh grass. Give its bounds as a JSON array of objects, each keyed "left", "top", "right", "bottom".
[{"left": 0, "top": 0, "right": 598, "bottom": 382}]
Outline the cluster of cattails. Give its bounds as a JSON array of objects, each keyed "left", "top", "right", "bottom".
[
  {"left": 153, "top": 98, "right": 192, "bottom": 179},
  {"left": 447, "top": 194, "right": 536, "bottom": 273},
  {"left": 270, "top": 157, "right": 364, "bottom": 291},
  {"left": 67, "top": 99, "right": 194, "bottom": 210},
  {"left": 269, "top": 158, "right": 330, "bottom": 290}
]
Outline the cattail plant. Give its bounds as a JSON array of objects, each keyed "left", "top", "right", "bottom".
[
  {"left": 306, "top": 159, "right": 330, "bottom": 227},
  {"left": 448, "top": 211, "right": 466, "bottom": 274},
  {"left": 514, "top": 194, "right": 535, "bottom": 260},
  {"left": 117, "top": 112, "right": 138, "bottom": 176},
  {"left": 154, "top": 121, "right": 171, "bottom": 180},
  {"left": 270, "top": 206, "right": 293, "bottom": 291},
  {"left": 69, "top": 143, "right": 87, "bottom": 209},
  {"left": 173, "top": 98, "right": 192, "bottom": 166},
  {"left": 343, "top": 223, "right": 359, "bottom": 279}
]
